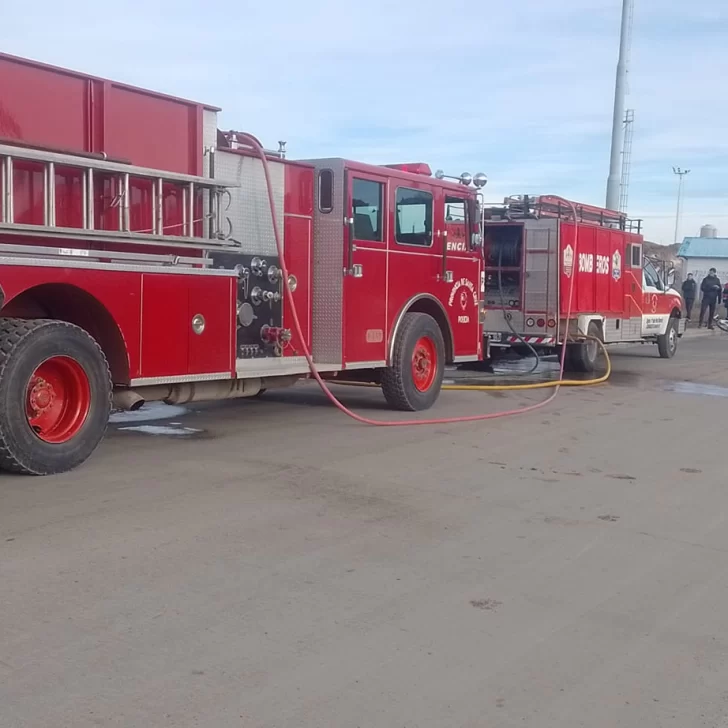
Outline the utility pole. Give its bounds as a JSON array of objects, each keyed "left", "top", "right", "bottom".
[
  {"left": 606, "top": 0, "right": 634, "bottom": 211},
  {"left": 673, "top": 167, "right": 690, "bottom": 244}
]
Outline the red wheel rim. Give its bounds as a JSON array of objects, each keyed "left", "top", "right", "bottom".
[
  {"left": 411, "top": 336, "right": 437, "bottom": 392},
  {"left": 25, "top": 356, "right": 91, "bottom": 444}
]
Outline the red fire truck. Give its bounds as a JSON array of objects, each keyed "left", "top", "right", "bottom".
[
  {"left": 481, "top": 195, "right": 685, "bottom": 370},
  {"left": 0, "top": 53, "right": 486, "bottom": 475}
]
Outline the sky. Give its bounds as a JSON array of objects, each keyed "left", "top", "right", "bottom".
[{"left": 2, "top": 0, "right": 726, "bottom": 244}]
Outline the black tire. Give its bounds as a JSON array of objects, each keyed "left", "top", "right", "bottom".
[
  {"left": 381, "top": 312, "right": 445, "bottom": 411},
  {"left": 657, "top": 317, "right": 679, "bottom": 359},
  {"left": 0, "top": 318, "right": 111, "bottom": 475},
  {"left": 565, "top": 321, "right": 602, "bottom": 374}
]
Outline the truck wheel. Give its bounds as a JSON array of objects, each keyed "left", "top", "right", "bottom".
[
  {"left": 0, "top": 319, "right": 111, "bottom": 475},
  {"left": 381, "top": 313, "right": 445, "bottom": 411},
  {"left": 657, "top": 317, "right": 679, "bottom": 359},
  {"left": 566, "top": 321, "right": 602, "bottom": 374}
]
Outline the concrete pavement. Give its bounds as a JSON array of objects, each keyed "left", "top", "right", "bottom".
[{"left": 2, "top": 332, "right": 728, "bottom": 727}]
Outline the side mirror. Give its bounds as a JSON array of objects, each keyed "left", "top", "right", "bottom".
[
  {"left": 470, "top": 232, "right": 483, "bottom": 251},
  {"left": 667, "top": 268, "right": 676, "bottom": 287}
]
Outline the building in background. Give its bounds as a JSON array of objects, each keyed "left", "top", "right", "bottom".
[{"left": 678, "top": 225, "right": 728, "bottom": 295}]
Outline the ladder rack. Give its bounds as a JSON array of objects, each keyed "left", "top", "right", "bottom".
[
  {"left": 0, "top": 143, "right": 241, "bottom": 254},
  {"left": 483, "top": 194, "right": 643, "bottom": 234}
]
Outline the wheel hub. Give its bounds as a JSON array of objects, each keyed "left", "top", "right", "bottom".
[
  {"left": 413, "top": 348, "right": 431, "bottom": 378},
  {"left": 411, "top": 336, "right": 437, "bottom": 392},
  {"left": 24, "top": 356, "right": 92, "bottom": 444},
  {"left": 28, "top": 378, "right": 55, "bottom": 414}
]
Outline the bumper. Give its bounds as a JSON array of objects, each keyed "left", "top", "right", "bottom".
[{"left": 485, "top": 332, "right": 557, "bottom": 347}]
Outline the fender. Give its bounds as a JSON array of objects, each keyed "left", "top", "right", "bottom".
[
  {"left": 388, "top": 294, "right": 454, "bottom": 364},
  {"left": 562, "top": 314, "right": 605, "bottom": 339}
]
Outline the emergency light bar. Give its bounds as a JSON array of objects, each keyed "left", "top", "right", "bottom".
[{"left": 382, "top": 163, "right": 433, "bottom": 176}]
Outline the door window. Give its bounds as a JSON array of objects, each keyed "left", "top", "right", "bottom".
[
  {"left": 352, "top": 178, "right": 383, "bottom": 241},
  {"left": 643, "top": 260, "right": 663, "bottom": 291},
  {"left": 629, "top": 243, "right": 642, "bottom": 268},
  {"left": 444, "top": 196, "right": 466, "bottom": 223},
  {"left": 318, "top": 169, "right": 334, "bottom": 213},
  {"left": 395, "top": 187, "right": 433, "bottom": 247}
]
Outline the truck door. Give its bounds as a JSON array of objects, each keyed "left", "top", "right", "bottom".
[
  {"left": 641, "top": 258, "right": 670, "bottom": 336},
  {"left": 625, "top": 241, "right": 643, "bottom": 322},
  {"left": 439, "top": 190, "right": 481, "bottom": 357},
  {"left": 343, "top": 172, "right": 388, "bottom": 366}
]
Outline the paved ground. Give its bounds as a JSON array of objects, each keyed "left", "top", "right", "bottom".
[{"left": 2, "top": 330, "right": 728, "bottom": 728}]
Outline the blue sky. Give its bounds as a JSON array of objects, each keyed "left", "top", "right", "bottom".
[{"left": 2, "top": 0, "right": 726, "bottom": 244}]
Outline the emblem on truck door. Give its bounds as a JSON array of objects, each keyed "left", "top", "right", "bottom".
[
  {"left": 563, "top": 244, "right": 574, "bottom": 277},
  {"left": 612, "top": 250, "right": 622, "bottom": 281},
  {"left": 448, "top": 278, "right": 478, "bottom": 308},
  {"left": 448, "top": 278, "right": 478, "bottom": 325}
]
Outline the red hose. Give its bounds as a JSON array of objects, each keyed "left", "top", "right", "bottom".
[{"left": 235, "top": 132, "right": 579, "bottom": 426}]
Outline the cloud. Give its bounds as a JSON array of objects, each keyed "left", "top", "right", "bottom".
[{"left": 1, "top": 0, "right": 725, "bottom": 244}]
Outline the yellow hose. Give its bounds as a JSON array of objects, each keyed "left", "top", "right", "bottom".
[{"left": 332, "top": 338, "right": 611, "bottom": 392}]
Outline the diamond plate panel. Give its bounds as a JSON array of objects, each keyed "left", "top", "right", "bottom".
[
  {"left": 525, "top": 225, "right": 552, "bottom": 251},
  {"left": 304, "top": 158, "right": 346, "bottom": 363},
  {"left": 484, "top": 309, "right": 526, "bottom": 332},
  {"left": 524, "top": 253, "right": 548, "bottom": 311},
  {"left": 215, "top": 150, "right": 285, "bottom": 256},
  {"left": 604, "top": 317, "right": 642, "bottom": 342},
  {"left": 623, "top": 317, "right": 642, "bottom": 339},
  {"left": 202, "top": 109, "right": 218, "bottom": 177},
  {"left": 603, "top": 318, "right": 620, "bottom": 342}
]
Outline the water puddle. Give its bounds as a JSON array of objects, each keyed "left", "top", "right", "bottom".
[
  {"left": 110, "top": 402, "right": 189, "bottom": 425},
  {"left": 451, "top": 356, "right": 579, "bottom": 387},
  {"left": 663, "top": 382, "right": 728, "bottom": 398},
  {"left": 118, "top": 425, "right": 201, "bottom": 437}
]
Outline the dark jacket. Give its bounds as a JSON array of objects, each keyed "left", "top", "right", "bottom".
[
  {"left": 723, "top": 283, "right": 728, "bottom": 306},
  {"left": 681, "top": 278, "right": 697, "bottom": 300},
  {"left": 700, "top": 274, "right": 722, "bottom": 302}
]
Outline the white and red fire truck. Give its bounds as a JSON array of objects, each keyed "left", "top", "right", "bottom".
[
  {"left": 0, "top": 53, "right": 487, "bottom": 475},
  {"left": 481, "top": 195, "right": 685, "bottom": 371}
]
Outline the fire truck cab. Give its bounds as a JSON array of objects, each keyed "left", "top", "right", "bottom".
[
  {"left": 0, "top": 53, "right": 485, "bottom": 475},
  {"left": 481, "top": 195, "right": 686, "bottom": 370},
  {"left": 302, "top": 157, "right": 484, "bottom": 377}
]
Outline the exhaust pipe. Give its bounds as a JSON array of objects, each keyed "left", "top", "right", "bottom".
[
  {"left": 112, "top": 375, "right": 301, "bottom": 409},
  {"left": 112, "top": 389, "right": 145, "bottom": 411}
]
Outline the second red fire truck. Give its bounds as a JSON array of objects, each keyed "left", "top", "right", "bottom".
[
  {"left": 0, "top": 53, "right": 486, "bottom": 474},
  {"left": 481, "top": 195, "right": 685, "bottom": 371}
]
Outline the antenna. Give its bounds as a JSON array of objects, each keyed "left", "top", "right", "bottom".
[
  {"left": 619, "top": 109, "right": 635, "bottom": 213},
  {"left": 673, "top": 167, "right": 690, "bottom": 244},
  {"left": 606, "top": 0, "right": 634, "bottom": 211}
]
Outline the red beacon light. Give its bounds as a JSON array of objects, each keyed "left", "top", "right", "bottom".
[{"left": 383, "top": 163, "right": 433, "bottom": 176}]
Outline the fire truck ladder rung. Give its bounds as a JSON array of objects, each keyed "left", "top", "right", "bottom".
[
  {"left": 0, "top": 242, "right": 213, "bottom": 268},
  {"left": 0, "top": 222, "right": 243, "bottom": 254},
  {"left": 0, "top": 143, "right": 238, "bottom": 250}
]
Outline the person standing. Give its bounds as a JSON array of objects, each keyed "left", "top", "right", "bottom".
[
  {"left": 681, "top": 273, "right": 697, "bottom": 321},
  {"left": 723, "top": 281, "right": 728, "bottom": 320},
  {"left": 699, "top": 268, "right": 722, "bottom": 329}
]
